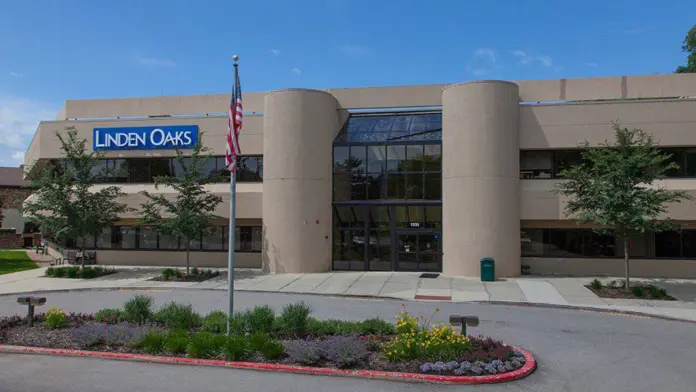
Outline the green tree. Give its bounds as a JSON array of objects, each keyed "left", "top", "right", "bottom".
[
  {"left": 138, "top": 142, "right": 222, "bottom": 275},
  {"left": 676, "top": 25, "right": 696, "bottom": 73},
  {"left": 24, "top": 128, "right": 129, "bottom": 267},
  {"left": 555, "top": 122, "right": 691, "bottom": 289}
]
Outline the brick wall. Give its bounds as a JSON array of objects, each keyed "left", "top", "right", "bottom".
[
  {"left": 0, "top": 187, "right": 33, "bottom": 209},
  {"left": 0, "top": 229, "right": 21, "bottom": 249}
]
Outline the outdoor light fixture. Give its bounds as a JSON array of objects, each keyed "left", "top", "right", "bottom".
[
  {"left": 16, "top": 296, "right": 46, "bottom": 326},
  {"left": 449, "top": 314, "right": 480, "bottom": 336}
]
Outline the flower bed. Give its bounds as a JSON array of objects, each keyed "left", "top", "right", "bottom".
[
  {"left": 150, "top": 268, "right": 220, "bottom": 282},
  {"left": 0, "top": 298, "right": 534, "bottom": 381},
  {"left": 587, "top": 279, "right": 675, "bottom": 300},
  {"left": 45, "top": 266, "right": 118, "bottom": 279}
]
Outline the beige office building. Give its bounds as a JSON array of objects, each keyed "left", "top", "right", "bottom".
[{"left": 23, "top": 74, "right": 696, "bottom": 278}]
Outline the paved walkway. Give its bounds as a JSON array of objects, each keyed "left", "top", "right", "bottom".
[{"left": 2, "top": 266, "right": 696, "bottom": 321}]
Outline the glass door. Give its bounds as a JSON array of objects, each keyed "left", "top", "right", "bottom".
[{"left": 395, "top": 230, "right": 441, "bottom": 271}]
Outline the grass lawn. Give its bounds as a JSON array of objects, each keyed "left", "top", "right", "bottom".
[{"left": 0, "top": 250, "right": 40, "bottom": 275}]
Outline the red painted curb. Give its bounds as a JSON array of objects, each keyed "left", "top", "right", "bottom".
[
  {"left": 0, "top": 344, "right": 536, "bottom": 384},
  {"left": 414, "top": 295, "right": 452, "bottom": 301}
]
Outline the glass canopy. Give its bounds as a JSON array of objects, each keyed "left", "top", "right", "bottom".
[{"left": 334, "top": 113, "right": 442, "bottom": 143}]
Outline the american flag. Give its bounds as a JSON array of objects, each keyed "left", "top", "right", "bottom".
[{"left": 225, "top": 65, "right": 243, "bottom": 172}]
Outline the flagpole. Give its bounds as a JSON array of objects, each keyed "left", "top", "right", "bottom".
[{"left": 227, "top": 55, "right": 239, "bottom": 330}]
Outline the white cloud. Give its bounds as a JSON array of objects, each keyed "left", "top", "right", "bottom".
[
  {"left": 133, "top": 55, "right": 177, "bottom": 68},
  {"left": 512, "top": 50, "right": 553, "bottom": 67},
  {"left": 269, "top": 48, "right": 281, "bottom": 56},
  {"left": 292, "top": 67, "right": 302, "bottom": 76},
  {"left": 467, "top": 48, "right": 499, "bottom": 77},
  {"left": 11, "top": 151, "right": 24, "bottom": 162},
  {"left": 338, "top": 44, "right": 370, "bottom": 58},
  {"left": 474, "top": 48, "right": 498, "bottom": 64},
  {"left": 0, "top": 96, "right": 58, "bottom": 151},
  {"left": 9, "top": 72, "right": 23, "bottom": 78},
  {"left": 623, "top": 28, "right": 645, "bottom": 35},
  {"left": 587, "top": 62, "right": 598, "bottom": 68}
]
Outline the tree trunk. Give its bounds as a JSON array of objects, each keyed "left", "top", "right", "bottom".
[
  {"left": 186, "top": 240, "right": 190, "bottom": 276},
  {"left": 623, "top": 238, "right": 630, "bottom": 290}
]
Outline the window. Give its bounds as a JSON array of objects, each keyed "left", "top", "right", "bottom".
[
  {"left": 520, "top": 151, "right": 552, "bottom": 179},
  {"left": 159, "top": 233, "right": 179, "bottom": 250},
  {"left": 150, "top": 159, "right": 173, "bottom": 179},
  {"left": 202, "top": 227, "right": 223, "bottom": 250},
  {"left": 234, "top": 226, "right": 262, "bottom": 252},
  {"left": 129, "top": 160, "right": 150, "bottom": 183},
  {"left": 553, "top": 150, "right": 583, "bottom": 177},
  {"left": 112, "top": 227, "right": 136, "bottom": 249},
  {"left": 521, "top": 229, "right": 616, "bottom": 257},
  {"left": 237, "top": 156, "right": 263, "bottom": 182},
  {"left": 656, "top": 231, "right": 682, "bottom": 257},
  {"left": 139, "top": 227, "right": 158, "bottom": 249}
]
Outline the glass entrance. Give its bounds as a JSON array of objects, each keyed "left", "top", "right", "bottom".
[{"left": 396, "top": 231, "right": 441, "bottom": 271}]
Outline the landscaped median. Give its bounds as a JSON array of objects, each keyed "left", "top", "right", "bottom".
[{"left": 0, "top": 298, "right": 536, "bottom": 384}]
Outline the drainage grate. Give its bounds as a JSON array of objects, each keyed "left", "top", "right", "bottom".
[{"left": 419, "top": 273, "right": 440, "bottom": 279}]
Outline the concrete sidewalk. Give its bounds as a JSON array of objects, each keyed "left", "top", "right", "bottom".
[{"left": 2, "top": 266, "right": 696, "bottom": 322}]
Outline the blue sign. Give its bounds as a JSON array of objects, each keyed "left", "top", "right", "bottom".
[{"left": 93, "top": 125, "right": 199, "bottom": 151}]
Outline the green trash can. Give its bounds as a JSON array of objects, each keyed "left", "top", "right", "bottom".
[{"left": 480, "top": 257, "right": 495, "bottom": 282}]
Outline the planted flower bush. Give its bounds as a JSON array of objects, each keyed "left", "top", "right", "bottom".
[{"left": 0, "top": 298, "right": 528, "bottom": 377}]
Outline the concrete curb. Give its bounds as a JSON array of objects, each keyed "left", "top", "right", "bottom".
[
  {"left": 1, "top": 287, "right": 694, "bottom": 324},
  {"left": 0, "top": 344, "right": 536, "bottom": 384}
]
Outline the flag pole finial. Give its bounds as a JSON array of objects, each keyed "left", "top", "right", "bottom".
[{"left": 233, "top": 54, "right": 239, "bottom": 64}]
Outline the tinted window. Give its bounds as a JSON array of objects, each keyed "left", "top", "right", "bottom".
[{"left": 129, "top": 160, "right": 150, "bottom": 183}]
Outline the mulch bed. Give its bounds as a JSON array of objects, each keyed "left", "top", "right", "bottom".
[{"left": 586, "top": 286, "right": 676, "bottom": 300}]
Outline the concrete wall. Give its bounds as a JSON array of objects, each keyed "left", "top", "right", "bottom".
[
  {"left": 262, "top": 89, "right": 341, "bottom": 273},
  {"left": 96, "top": 250, "right": 260, "bottom": 268},
  {"left": 442, "top": 81, "right": 520, "bottom": 277},
  {"left": 523, "top": 257, "right": 696, "bottom": 279}
]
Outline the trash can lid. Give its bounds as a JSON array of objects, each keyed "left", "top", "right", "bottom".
[{"left": 480, "top": 257, "right": 494, "bottom": 263}]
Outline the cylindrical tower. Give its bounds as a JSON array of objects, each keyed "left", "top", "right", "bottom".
[
  {"left": 262, "top": 89, "right": 339, "bottom": 273},
  {"left": 441, "top": 81, "right": 520, "bottom": 277}
]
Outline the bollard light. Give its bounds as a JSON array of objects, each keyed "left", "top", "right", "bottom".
[{"left": 449, "top": 314, "right": 480, "bottom": 336}]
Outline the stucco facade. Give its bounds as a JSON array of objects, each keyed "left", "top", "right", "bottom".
[{"left": 22, "top": 74, "right": 696, "bottom": 278}]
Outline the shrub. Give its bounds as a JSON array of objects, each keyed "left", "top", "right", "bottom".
[
  {"left": 323, "top": 336, "right": 369, "bottom": 369},
  {"left": 608, "top": 280, "right": 619, "bottom": 289},
  {"left": 123, "top": 295, "right": 153, "bottom": 325},
  {"left": 66, "top": 267, "right": 79, "bottom": 279},
  {"left": 45, "top": 267, "right": 55, "bottom": 276},
  {"left": 360, "top": 318, "right": 395, "bottom": 335},
  {"left": 590, "top": 279, "right": 603, "bottom": 290},
  {"left": 137, "top": 331, "right": 166, "bottom": 355},
  {"left": 632, "top": 285, "right": 645, "bottom": 297},
  {"left": 383, "top": 306, "right": 469, "bottom": 362},
  {"left": 228, "top": 312, "right": 246, "bottom": 336},
  {"left": 646, "top": 284, "right": 668, "bottom": 299},
  {"left": 191, "top": 267, "right": 200, "bottom": 276},
  {"left": 222, "top": 335, "right": 250, "bottom": 361},
  {"left": 71, "top": 324, "right": 149, "bottom": 348},
  {"left": 284, "top": 341, "right": 321, "bottom": 365},
  {"left": 164, "top": 330, "right": 189, "bottom": 354},
  {"left": 284, "top": 336, "right": 367, "bottom": 368},
  {"left": 243, "top": 306, "right": 275, "bottom": 335},
  {"left": 202, "top": 311, "right": 228, "bottom": 334},
  {"left": 53, "top": 267, "right": 67, "bottom": 278},
  {"left": 44, "top": 306, "right": 67, "bottom": 329},
  {"left": 249, "top": 331, "right": 271, "bottom": 351},
  {"left": 278, "top": 302, "right": 311, "bottom": 337},
  {"left": 95, "top": 308, "right": 122, "bottom": 324},
  {"left": 259, "top": 339, "right": 284, "bottom": 360},
  {"left": 187, "top": 332, "right": 226, "bottom": 359},
  {"left": 161, "top": 268, "right": 180, "bottom": 281},
  {"left": 153, "top": 302, "right": 202, "bottom": 330}
]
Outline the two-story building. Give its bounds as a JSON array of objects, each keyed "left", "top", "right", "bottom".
[{"left": 23, "top": 74, "right": 696, "bottom": 278}]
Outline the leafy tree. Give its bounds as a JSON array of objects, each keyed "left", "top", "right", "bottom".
[
  {"left": 676, "top": 25, "right": 696, "bottom": 73},
  {"left": 24, "top": 128, "right": 129, "bottom": 267},
  {"left": 555, "top": 122, "right": 691, "bottom": 289},
  {"left": 139, "top": 142, "right": 222, "bottom": 275}
]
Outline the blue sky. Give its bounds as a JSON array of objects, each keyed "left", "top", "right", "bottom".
[{"left": 0, "top": 0, "right": 694, "bottom": 166}]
